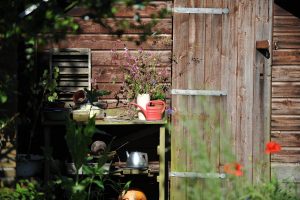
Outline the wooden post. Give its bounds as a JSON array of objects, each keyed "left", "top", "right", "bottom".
[{"left": 158, "top": 126, "right": 166, "bottom": 200}]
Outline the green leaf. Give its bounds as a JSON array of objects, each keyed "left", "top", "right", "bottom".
[
  {"left": 82, "top": 164, "right": 93, "bottom": 175},
  {"left": 93, "top": 180, "right": 104, "bottom": 190},
  {"left": 72, "top": 183, "right": 85, "bottom": 193},
  {"left": 0, "top": 92, "right": 7, "bottom": 103}
]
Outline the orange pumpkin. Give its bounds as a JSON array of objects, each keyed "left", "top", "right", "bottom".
[{"left": 119, "top": 189, "right": 147, "bottom": 200}]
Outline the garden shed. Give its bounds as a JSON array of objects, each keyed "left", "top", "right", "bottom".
[{"left": 0, "top": 0, "right": 300, "bottom": 199}]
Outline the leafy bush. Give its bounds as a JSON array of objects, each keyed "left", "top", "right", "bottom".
[{"left": 0, "top": 179, "right": 44, "bottom": 200}]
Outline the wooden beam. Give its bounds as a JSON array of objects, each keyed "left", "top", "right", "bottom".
[
  {"left": 256, "top": 40, "right": 270, "bottom": 59},
  {"left": 256, "top": 40, "right": 270, "bottom": 49}
]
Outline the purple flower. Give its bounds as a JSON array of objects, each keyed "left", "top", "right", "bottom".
[{"left": 166, "top": 107, "right": 175, "bottom": 115}]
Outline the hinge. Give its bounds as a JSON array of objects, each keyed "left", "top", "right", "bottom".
[
  {"left": 174, "top": 7, "right": 229, "bottom": 14},
  {"left": 171, "top": 89, "right": 227, "bottom": 96},
  {"left": 169, "top": 172, "right": 226, "bottom": 179}
]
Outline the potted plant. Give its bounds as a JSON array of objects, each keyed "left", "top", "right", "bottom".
[
  {"left": 112, "top": 47, "right": 169, "bottom": 120},
  {"left": 60, "top": 116, "right": 130, "bottom": 199},
  {"left": 41, "top": 66, "right": 70, "bottom": 121},
  {"left": 72, "top": 85, "right": 111, "bottom": 121}
]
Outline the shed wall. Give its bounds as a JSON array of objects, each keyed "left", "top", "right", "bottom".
[
  {"left": 271, "top": 2, "right": 300, "bottom": 191},
  {"left": 45, "top": 1, "right": 172, "bottom": 108}
]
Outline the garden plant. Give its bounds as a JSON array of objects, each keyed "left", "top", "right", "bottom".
[{"left": 169, "top": 96, "right": 299, "bottom": 200}]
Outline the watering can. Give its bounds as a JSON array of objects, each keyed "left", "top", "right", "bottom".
[
  {"left": 130, "top": 100, "right": 166, "bottom": 121},
  {"left": 126, "top": 151, "right": 148, "bottom": 169}
]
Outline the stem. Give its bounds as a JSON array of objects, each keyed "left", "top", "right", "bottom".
[
  {"left": 0, "top": 113, "right": 19, "bottom": 131},
  {"left": 87, "top": 175, "right": 95, "bottom": 200},
  {"left": 27, "top": 89, "right": 46, "bottom": 154},
  {"left": 76, "top": 172, "right": 79, "bottom": 185}
]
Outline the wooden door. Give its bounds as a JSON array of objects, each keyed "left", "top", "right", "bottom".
[{"left": 170, "top": 0, "right": 273, "bottom": 199}]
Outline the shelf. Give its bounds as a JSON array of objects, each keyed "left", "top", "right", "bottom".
[
  {"left": 95, "top": 119, "right": 167, "bottom": 125},
  {"left": 112, "top": 161, "right": 159, "bottom": 177},
  {"left": 43, "top": 118, "right": 167, "bottom": 126},
  {"left": 43, "top": 118, "right": 167, "bottom": 200}
]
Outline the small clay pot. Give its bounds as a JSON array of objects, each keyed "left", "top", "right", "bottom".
[{"left": 73, "top": 90, "right": 87, "bottom": 104}]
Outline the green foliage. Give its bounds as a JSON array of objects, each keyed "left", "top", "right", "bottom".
[
  {"left": 84, "top": 88, "right": 111, "bottom": 104},
  {"left": 241, "top": 177, "right": 299, "bottom": 200},
  {"left": 62, "top": 117, "right": 130, "bottom": 199},
  {"left": 0, "top": 179, "right": 44, "bottom": 200},
  {"left": 0, "top": 74, "right": 15, "bottom": 104},
  {"left": 172, "top": 96, "right": 299, "bottom": 200},
  {"left": 65, "top": 116, "right": 96, "bottom": 172},
  {"left": 40, "top": 66, "right": 60, "bottom": 102}
]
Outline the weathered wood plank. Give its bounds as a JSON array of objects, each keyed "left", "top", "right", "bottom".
[
  {"left": 204, "top": 0, "right": 222, "bottom": 172},
  {"left": 74, "top": 18, "right": 172, "bottom": 34},
  {"left": 92, "top": 66, "right": 171, "bottom": 83},
  {"left": 272, "top": 65, "right": 300, "bottom": 82},
  {"left": 67, "top": 1, "right": 172, "bottom": 18},
  {"left": 272, "top": 82, "right": 300, "bottom": 98},
  {"left": 273, "top": 27, "right": 300, "bottom": 35},
  {"left": 171, "top": 0, "right": 189, "bottom": 199},
  {"left": 273, "top": 50, "right": 300, "bottom": 65},
  {"left": 272, "top": 115, "right": 300, "bottom": 131},
  {"left": 92, "top": 50, "right": 171, "bottom": 66},
  {"left": 256, "top": 40, "right": 270, "bottom": 49},
  {"left": 220, "top": 0, "right": 238, "bottom": 166},
  {"left": 47, "top": 34, "right": 172, "bottom": 50},
  {"left": 274, "top": 16, "right": 300, "bottom": 27},
  {"left": 271, "top": 148, "right": 300, "bottom": 163},
  {"left": 236, "top": 0, "right": 255, "bottom": 180},
  {"left": 253, "top": 0, "right": 272, "bottom": 183},
  {"left": 273, "top": 35, "right": 300, "bottom": 49},
  {"left": 272, "top": 98, "right": 300, "bottom": 115},
  {"left": 271, "top": 131, "right": 300, "bottom": 147},
  {"left": 272, "top": 163, "right": 300, "bottom": 182}
]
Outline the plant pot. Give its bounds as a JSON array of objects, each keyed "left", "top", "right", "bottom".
[
  {"left": 44, "top": 100, "right": 65, "bottom": 109},
  {"left": 136, "top": 94, "right": 150, "bottom": 120},
  {"left": 16, "top": 154, "right": 43, "bottom": 177},
  {"left": 73, "top": 90, "right": 87, "bottom": 105},
  {"left": 72, "top": 110, "right": 90, "bottom": 122},
  {"left": 43, "top": 108, "right": 70, "bottom": 121}
]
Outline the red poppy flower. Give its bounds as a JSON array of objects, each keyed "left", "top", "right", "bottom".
[
  {"left": 265, "top": 141, "right": 281, "bottom": 154},
  {"left": 224, "top": 163, "right": 243, "bottom": 176}
]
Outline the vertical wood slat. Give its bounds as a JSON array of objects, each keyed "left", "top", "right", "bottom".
[
  {"left": 171, "top": 0, "right": 189, "bottom": 199},
  {"left": 236, "top": 0, "right": 255, "bottom": 181},
  {"left": 220, "top": 0, "right": 238, "bottom": 167},
  {"left": 204, "top": 0, "right": 222, "bottom": 173},
  {"left": 253, "top": 0, "right": 272, "bottom": 183},
  {"left": 186, "top": 0, "right": 206, "bottom": 199}
]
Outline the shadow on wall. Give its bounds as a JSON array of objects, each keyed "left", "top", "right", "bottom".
[{"left": 275, "top": 0, "right": 300, "bottom": 18}]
